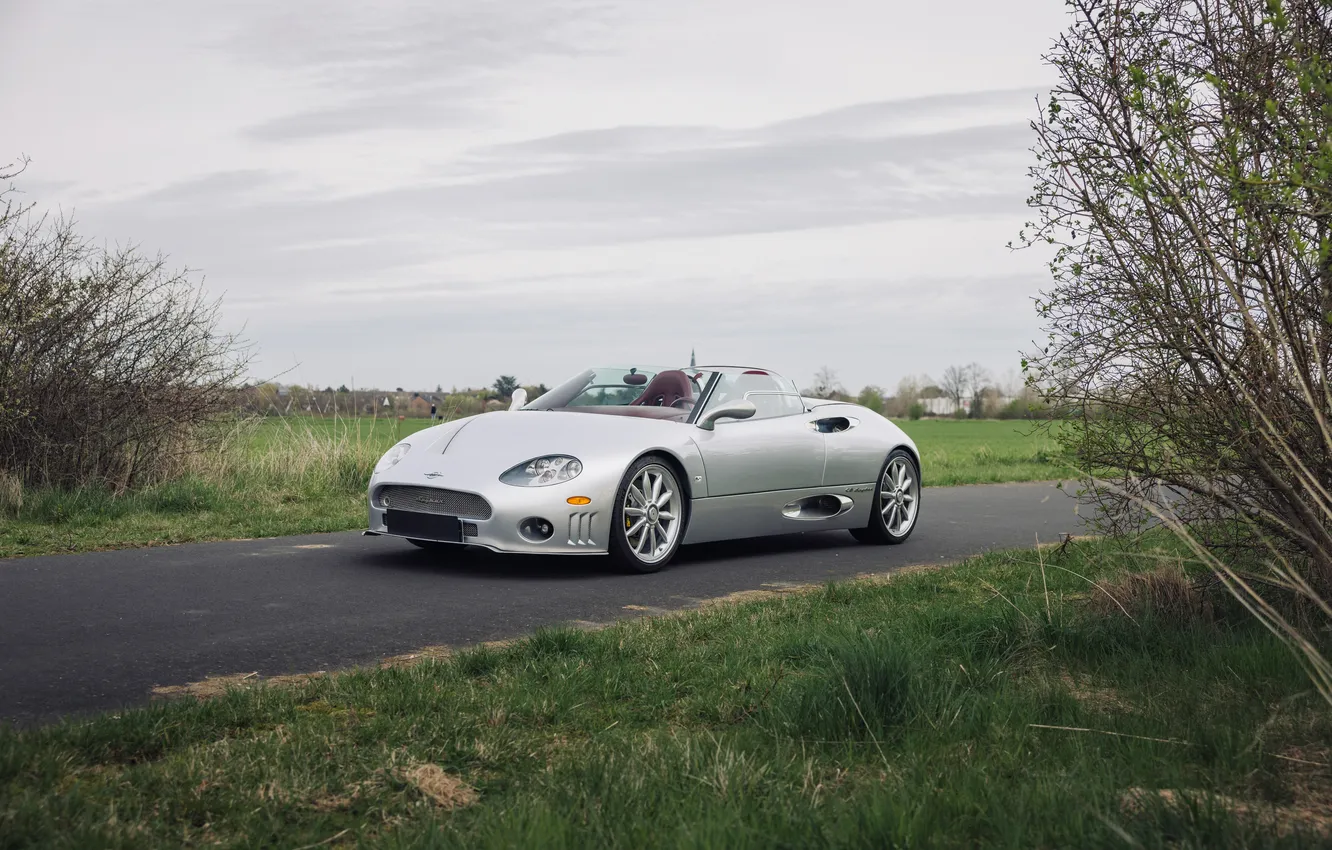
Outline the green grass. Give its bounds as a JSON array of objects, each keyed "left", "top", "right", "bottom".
[
  {"left": 243, "top": 415, "right": 436, "bottom": 451},
  {"left": 0, "top": 416, "right": 430, "bottom": 559},
  {"left": 892, "top": 417, "right": 1071, "bottom": 485},
  {"left": 2, "top": 535, "right": 1327, "bottom": 847},
  {"left": 0, "top": 416, "right": 1069, "bottom": 559}
]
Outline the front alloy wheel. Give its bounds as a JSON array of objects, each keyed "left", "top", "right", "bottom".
[
  {"left": 852, "top": 449, "right": 920, "bottom": 545},
  {"left": 609, "top": 456, "right": 685, "bottom": 572}
]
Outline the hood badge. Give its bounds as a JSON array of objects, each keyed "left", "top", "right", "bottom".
[{"left": 424, "top": 472, "right": 444, "bottom": 479}]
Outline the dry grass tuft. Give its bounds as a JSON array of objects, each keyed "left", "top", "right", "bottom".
[
  {"left": 1059, "top": 671, "right": 1134, "bottom": 713},
  {"left": 400, "top": 764, "right": 479, "bottom": 809},
  {"left": 151, "top": 670, "right": 327, "bottom": 701},
  {"left": 1120, "top": 786, "right": 1332, "bottom": 837},
  {"left": 1086, "top": 566, "right": 1213, "bottom": 624},
  {"left": 699, "top": 584, "right": 820, "bottom": 608},
  {"left": 378, "top": 646, "right": 453, "bottom": 669},
  {"left": 0, "top": 471, "right": 22, "bottom": 517},
  {"left": 308, "top": 777, "right": 379, "bottom": 812}
]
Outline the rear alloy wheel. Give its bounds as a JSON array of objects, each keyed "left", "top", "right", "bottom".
[
  {"left": 851, "top": 449, "right": 920, "bottom": 545},
  {"left": 608, "top": 456, "right": 686, "bottom": 573}
]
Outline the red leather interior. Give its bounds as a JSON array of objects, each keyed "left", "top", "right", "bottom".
[{"left": 629, "top": 370, "right": 692, "bottom": 407}]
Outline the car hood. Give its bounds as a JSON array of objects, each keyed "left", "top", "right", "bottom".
[{"left": 386, "top": 410, "right": 692, "bottom": 484}]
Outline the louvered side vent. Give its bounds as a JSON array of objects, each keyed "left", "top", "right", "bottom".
[
  {"left": 376, "top": 486, "right": 493, "bottom": 520},
  {"left": 567, "top": 512, "right": 597, "bottom": 546}
]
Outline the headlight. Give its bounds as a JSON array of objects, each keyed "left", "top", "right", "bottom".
[
  {"left": 500, "top": 455, "right": 583, "bottom": 487},
  {"left": 374, "top": 443, "right": 411, "bottom": 474}
]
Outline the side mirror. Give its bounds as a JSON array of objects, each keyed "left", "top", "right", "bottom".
[
  {"left": 696, "top": 399, "right": 757, "bottom": 430},
  {"left": 509, "top": 388, "right": 528, "bottom": 411}
]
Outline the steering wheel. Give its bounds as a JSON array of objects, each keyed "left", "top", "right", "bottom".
[{"left": 670, "top": 397, "right": 695, "bottom": 410}]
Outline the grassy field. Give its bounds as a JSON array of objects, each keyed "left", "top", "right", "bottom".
[
  {"left": 0, "top": 415, "right": 1070, "bottom": 559},
  {"left": 1, "top": 534, "right": 1327, "bottom": 847},
  {"left": 897, "top": 417, "right": 1068, "bottom": 486}
]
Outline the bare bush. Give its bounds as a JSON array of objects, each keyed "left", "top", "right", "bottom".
[
  {"left": 804, "top": 366, "right": 845, "bottom": 400},
  {"left": 1086, "top": 564, "right": 1214, "bottom": 625},
  {"left": 1022, "top": 0, "right": 1332, "bottom": 696},
  {"left": 0, "top": 190, "right": 247, "bottom": 490},
  {"left": 939, "top": 365, "right": 968, "bottom": 412}
]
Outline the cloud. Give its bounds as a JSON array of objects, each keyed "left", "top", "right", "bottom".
[
  {"left": 50, "top": 86, "right": 1042, "bottom": 387},
  {"left": 244, "top": 268, "right": 1042, "bottom": 394},
  {"left": 133, "top": 170, "right": 277, "bottom": 206},
  {"left": 225, "top": 0, "right": 617, "bottom": 141},
  {"left": 244, "top": 87, "right": 483, "bottom": 142},
  {"left": 69, "top": 110, "right": 1030, "bottom": 310}
]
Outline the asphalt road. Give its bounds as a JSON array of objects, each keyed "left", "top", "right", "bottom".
[{"left": 0, "top": 481, "right": 1085, "bottom": 725}]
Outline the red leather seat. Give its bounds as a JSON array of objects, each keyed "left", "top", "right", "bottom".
[{"left": 630, "top": 370, "right": 693, "bottom": 407}]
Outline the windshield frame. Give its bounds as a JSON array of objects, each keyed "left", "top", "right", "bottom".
[
  {"left": 523, "top": 366, "right": 715, "bottom": 414},
  {"left": 523, "top": 366, "right": 799, "bottom": 424}
]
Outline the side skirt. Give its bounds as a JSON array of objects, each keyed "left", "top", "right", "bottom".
[{"left": 683, "top": 484, "right": 876, "bottom": 545}]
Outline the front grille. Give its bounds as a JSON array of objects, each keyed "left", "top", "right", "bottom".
[
  {"left": 376, "top": 485, "right": 493, "bottom": 520},
  {"left": 463, "top": 522, "right": 478, "bottom": 538}
]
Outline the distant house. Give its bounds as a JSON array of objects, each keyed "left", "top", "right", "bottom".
[
  {"left": 406, "top": 394, "right": 433, "bottom": 417},
  {"left": 919, "top": 394, "right": 1019, "bottom": 417},
  {"left": 921, "top": 397, "right": 968, "bottom": 416}
]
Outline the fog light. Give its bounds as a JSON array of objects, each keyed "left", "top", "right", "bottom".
[{"left": 519, "top": 517, "right": 554, "bottom": 542}]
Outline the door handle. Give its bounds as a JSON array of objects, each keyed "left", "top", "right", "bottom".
[{"left": 808, "top": 416, "right": 859, "bottom": 433}]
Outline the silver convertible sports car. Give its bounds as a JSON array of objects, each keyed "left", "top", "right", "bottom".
[{"left": 366, "top": 365, "right": 921, "bottom": 572}]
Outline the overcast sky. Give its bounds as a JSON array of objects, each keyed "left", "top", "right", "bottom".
[{"left": 2, "top": 0, "right": 1068, "bottom": 393}]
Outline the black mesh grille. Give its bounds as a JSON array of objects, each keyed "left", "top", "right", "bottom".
[
  {"left": 463, "top": 522, "right": 478, "bottom": 537},
  {"left": 376, "top": 486, "right": 493, "bottom": 520}
]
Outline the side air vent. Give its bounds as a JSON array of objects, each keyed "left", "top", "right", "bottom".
[
  {"left": 568, "top": 511, "right": 597, "bottom": 545},
  {"left": 782, "top": 494, "right": 854, "bottom": 520},
  {"left": 376, "top": 486, "right": 493, "bottom": 520}
]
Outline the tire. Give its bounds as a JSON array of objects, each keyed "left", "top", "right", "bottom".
[
  {"left": 851, "top": 448, "right": 921, "bottom": 545},
  {"left": 608, "top": 454, "right": 688, "bottom": 573}
]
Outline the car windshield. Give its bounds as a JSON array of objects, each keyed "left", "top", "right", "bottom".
[{"left": 524, "top": 367, "right": 718, "bottom": 412}]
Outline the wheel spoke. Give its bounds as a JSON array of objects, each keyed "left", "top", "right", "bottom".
[
  {"left": 895, "top": 464, "right": 906, "bottom": 488},
  {"left": 902, "top": 493, "right": 914, "bottom": 504},
  {"left": 656, "top": 489, "right": 673, "bottom": 507},
  {"left": 650, "top": 472, "right": 662, "bottom": 504},
  {"left": 624, "top": 506, "right": 646, "bottom": 517},
  {"left": 626, "top": 518, "right": 647, "bottom": 537},
  {"left": 634, "top": 527, "right": 649, "bottom": 553},
  {"left": 901, "top": 476, "right": 914, "bottom": 492},
  {"left": 658, "top": 510, "right": 675, "bottom": 521},
  {"left": 888, "top": 504, "right": 900, "bottom": 530},
  {"left": 629, "top": 484, "right": 647, "bottom": 506},
  {"left": 648, "top": 525, "right": 659, "bottom": 555}
]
